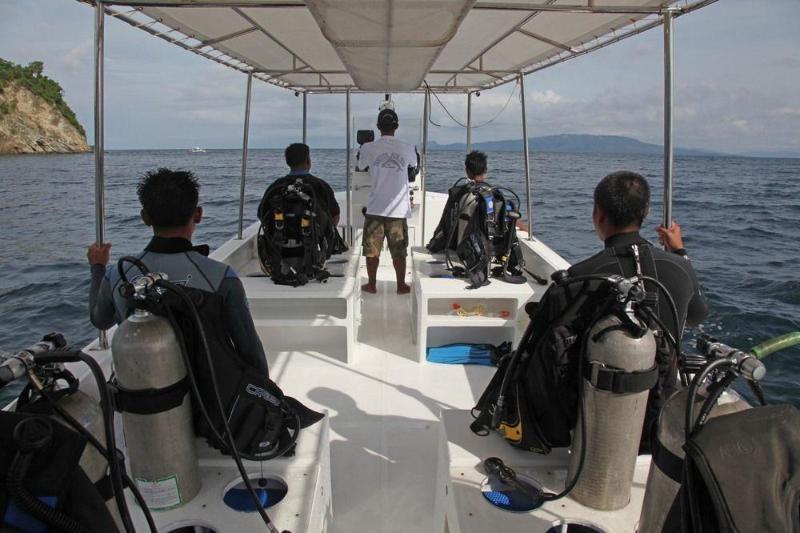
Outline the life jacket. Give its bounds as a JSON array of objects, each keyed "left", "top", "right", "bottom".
[
  {"left": 471, "top": 245, "right": 667, "bottom": 454},
  {"left": 129, "top": 283, "right": 323, "bottom": 460},
  {"left": 427, "top": 179, "right": 524, "bottom": 289},
  {"left": 257, "top": 176, "right": 344, "bottom": 287},
  {"left": 0, "top": 410, "right": 119, "bottom": 533}
]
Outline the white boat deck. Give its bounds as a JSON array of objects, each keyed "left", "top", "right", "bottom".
[
  {"left": 265, "top": 261, "right": 497, "bottom": 532},
  {"left": 201, "top": 191, "right": 600, "bottom": 532}
]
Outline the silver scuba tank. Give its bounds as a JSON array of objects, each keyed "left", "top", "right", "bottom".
[
  {"left": 112, "top": 308, "right": 201, "bottom": 510},
  {"left": 56, "top": 390, "right": 123, "bottom": 528},
  {"left": 55, "top": 390, "right": 107, "bottom": 482},
  {"left": 638, "top": 386, "right": 750, "bottom": 532},
  {"left": 567, "top": 314, "right": 657, "bottom": 510}
]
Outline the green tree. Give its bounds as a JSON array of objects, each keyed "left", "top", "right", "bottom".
[
  {"left": 0, "top": 57, "right": 85, "bottom": 136},
  {"left": 27, "top": 61, "right": 44, "bottom": 77}
]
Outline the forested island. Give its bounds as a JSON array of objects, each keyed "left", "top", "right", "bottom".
[{"left": 0, "top": 58, "right": 89, "bottom": 154}]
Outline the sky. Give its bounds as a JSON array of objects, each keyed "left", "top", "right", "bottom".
[{"left": 1, "top": 1, "right": 798, "bottom": 155}]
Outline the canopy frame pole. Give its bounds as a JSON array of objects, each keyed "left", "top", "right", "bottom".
[
  {"left": 662, "top": 8, "right": 675, "bottom": 229},
  {"left": 421, "top": 88, "right": 430, "bottom": 244},
  {"left": 345, "top": 87, "right": 352, "bottom": 245},
  {"left": 237, "top": 72, "right": 253, "bottom": 240},
  {"left": 466, "top": 92, "right": 472, "bottom": 153},
  {"left": 95, "top": 0, "right": 108, "bottom": 349},
  {"left": 302, "top": 91, "right": 308, "bottom": 144},
  {"left": 519, "top": 72, "right": 533, "bottom": 239}
]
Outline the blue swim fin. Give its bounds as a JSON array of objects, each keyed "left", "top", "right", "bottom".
[{"left": 426, "top": 343, "right": 494, "bottom": 365}]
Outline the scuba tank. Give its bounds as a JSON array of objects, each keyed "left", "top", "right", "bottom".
[
  {"left": 567, "top": 314, "right": 657, "bottom": 510},
  {"left": 638, "top": 385, "right": 750, "bottom": 532},
  {"left": 53, "top": 391, "right": 125, "bottom": 529},
  {"left": 56, "top": 391, "right": 107, "bottom": 482},
  {"left": 112, "top": 307, "right": 201, "bottom": 510}
]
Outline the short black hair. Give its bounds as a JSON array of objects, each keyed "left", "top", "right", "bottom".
[
  {"left": 137, "top": 168, "right": 200, "bottom": 229},
  {"left": 465, "top": 151, "right": 487, "bottom": 178},
  {"left": 285, "top": 143, "right": 310, "bottom": 168},
  {"left": 594, "top": 171, "right": 650, "bottom": 228},
  {"left": 377, "top": 109, "right": 398, "bottom": 134}
]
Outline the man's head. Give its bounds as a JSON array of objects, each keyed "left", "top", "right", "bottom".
[
  {"left": 377, "top": 109, "right": 399, "bottom": 135},
  {"left": 592, "top": 170, "right": 650, "bottom": 240},
  {"left": 137, "top": 168, "right": 202, "bottom": 237},
  {"left": 465, "top": 150, "right": 488, "bottom": 181},
  {"left": 285, "top": 143, "right": 311, "bottom": 171}
]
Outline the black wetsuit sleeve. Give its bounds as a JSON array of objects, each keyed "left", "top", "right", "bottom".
[
  {"left": 219, "top": 276, "right": 269, "bottom": 377},
  {"left": 321, "top": 180, "right": 340, "bottom": 217},
  {"left": 682, "top": 255, "right": 709, "bottom": 327},
  {"left": 89, "top": 264, "right": 117, "bottom": 330}
]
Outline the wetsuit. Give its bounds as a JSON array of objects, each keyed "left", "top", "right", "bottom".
[
  {"left": 567, "top": 231, "right": 709, "bottom": 451},
  {"left": 89, "top": 236, "right": 269, "bottom": 376},
  {"left": 568, "top": 231, "right": 708, "bottom": 334}
]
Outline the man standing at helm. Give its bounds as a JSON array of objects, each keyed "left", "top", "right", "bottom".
[{"left": 359, "top": 105, "right": 417, "bottom": 294}]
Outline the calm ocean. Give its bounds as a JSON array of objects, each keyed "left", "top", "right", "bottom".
[{"left": 0, "top": 149, "right": 798, "bottom": 405}]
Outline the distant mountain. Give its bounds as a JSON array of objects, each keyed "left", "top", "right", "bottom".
[
  {"left": 429, "top": 134, "right": 723, "bottom": 157},
  {"left": 741, "top": 150, "right": 800, "bottom": 159}
]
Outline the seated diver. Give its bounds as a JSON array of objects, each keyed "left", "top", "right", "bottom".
[
  {"left": 464, "top": 150, "right": 528, "bottom": 230},
  {"left": 547, "top": 170, "right": 708, "bottom": 449},
  {"left": 265, "top": 143, "right": 341, "bottom": 226},
  {"left": 87, "top": 167, "right": 269, "bottom": 376},
  {"left": 472, "top": 170, "right": 709, "bottom": 457}
]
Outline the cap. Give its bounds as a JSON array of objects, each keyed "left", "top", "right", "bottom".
[{"left": 377, "top": 108, "right": 399, "bottom": 130}]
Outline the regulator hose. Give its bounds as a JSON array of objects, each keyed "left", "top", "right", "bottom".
[
  {"left": 117, "top": 255, "right": 150, "bottom": 284},
  {"left": 161, "top": 302, "right": 300, "bottom": 462},
  {"left": 540, "top": 297, "right": 618, "bottom": 502},
  {"left": 6, "top": 418, "right": 93, "bottom": 533},
  {"left": 685, "top": 358, "right": 735, "bottom": 440},
  {"left": 32, "top": 350, "right": 140, "bottom": 533},
  {"left": 693, "top": 371, "right": 738, "bottom": 433},
  {"left": 34, "top": 384, "right": 157, "bottom": 533},
  {"left": 154, "top": 279, "right": 287, "bottom": 533}
]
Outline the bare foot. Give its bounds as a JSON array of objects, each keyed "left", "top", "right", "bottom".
[
  {"left": 397, "top": 283, "right": 411, "bottom": 295},
  {"left": 361, "top": 283, "right": 377, "bottom": 294}
]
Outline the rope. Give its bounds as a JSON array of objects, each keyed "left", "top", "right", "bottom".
[{"left": 424, "top": 80, "right": 520, "bottom": 130}]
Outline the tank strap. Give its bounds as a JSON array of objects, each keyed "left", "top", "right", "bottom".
[
  {"left": 585, "top": 361, "right": 659, "bottom": 394},
  {"left": 651, "top": 434, "right": 684, "bottom": 483},
  {"left": 109, "top": 376, "right": 189, "bottom": 415}
]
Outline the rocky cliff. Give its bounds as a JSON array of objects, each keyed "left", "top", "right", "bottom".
[{"left": 0, "top": 81, "right": 89, "bottom": 154}]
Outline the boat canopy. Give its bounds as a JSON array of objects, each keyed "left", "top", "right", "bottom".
[{"left": 90, "top": 0, "right": 711, "bottom": 93}]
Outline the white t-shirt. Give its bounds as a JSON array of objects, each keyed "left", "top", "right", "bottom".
[{"left": 359, "top": 136, "right": 417, "bottom": 219}]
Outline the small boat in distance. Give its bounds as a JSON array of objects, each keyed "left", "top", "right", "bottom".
[{"left": 190, "top": 146, "right": 206, "bottom": 153}]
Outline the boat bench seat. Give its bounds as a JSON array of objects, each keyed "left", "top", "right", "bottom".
[
  {"left": 211, "top": 222, "right": 361, "bottom": 364},
  {"left": 410, "top": 246, "right": 544, "bottom": 364},
  {"left": 129, "top": 413, "right": 333, "bottom": 533},
  {"left": 239, "top": 250, "right": 361, "bottom": 364},
  {"left": 434, "top": 409, "right": 649, "bottom": 533}
]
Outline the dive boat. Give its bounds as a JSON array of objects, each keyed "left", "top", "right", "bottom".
[{"left": 4, "top": 1, "right": 758, "bottom": 533}]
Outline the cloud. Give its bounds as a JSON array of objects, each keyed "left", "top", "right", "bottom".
[
  {"left": 57, "top": 40, "right": 93, "bottom": 72},
  {"left": 771, "top": 107, "right": 800, "bottom": 118},
  {"left": 5, "top": 0, "right": 796, "bottom": 153},
  {"left": 530, "top": 89, "right": 564, "bottom": 105}
]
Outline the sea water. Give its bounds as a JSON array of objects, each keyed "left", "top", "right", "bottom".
[{"left": 0, "top": 149, "right": 798, "bottom": 405}]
